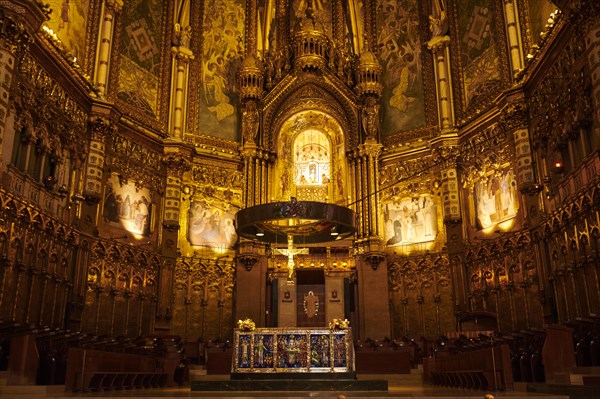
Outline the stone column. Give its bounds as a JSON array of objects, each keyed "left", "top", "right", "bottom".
[
  {"left": 355, "top": 255, "right": 390, "bottom": 341},
  {"left": 433, "top": 139, "right": 467, "bottom": 315},
  {"left": 79, "top": 116, "right": 116, "bottom": 234},
  {"left": 429, "top": 38, "right": 454, "bottom": 129},
  {"left": 94, "top": 0, "right": 123, "bottom": 97},
  {"left": 502, "top": 0, "right": 525, "bottom": 78},
  {"left": 162, "top": 153, "right": 189, "bottom": 234},
  {"left": 169, "top": 45, "right": 194, "bottom": 139},
  {"left": 83, "top": 117, "right": 115, "bottom": 202}
]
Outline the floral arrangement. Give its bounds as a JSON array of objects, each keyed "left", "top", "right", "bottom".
[
  {"left": 237, "top": 318, "right": 256, "bottom": 331},
  {"left": 328, "top": 318, "right": 350, "bottom": 330}
]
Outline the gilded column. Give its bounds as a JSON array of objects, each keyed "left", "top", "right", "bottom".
[
  {"left": 433, "top": 138, "right": 466, "bottom": 314},
  {"left": 83, "top": 116, "right": 115, "bottom": 203},
  {"left": 276, "top": 0, "right": 290, "bottom": 53},
  {"left": 427, "top": 1, "right": 454, "bottom": 129},
  {"left": 169, "top": 27, "right": 194, "bottom": 139},
  {"left": 94, "top": 0, "right": 124, "bottom": 97},
  {"left": 163, "top": 154, "right": 189, "bottom": 233},
  {"left": 502, "top": 0, "right": 525, "bottom": 78},
  {"left": 361, "top": 139, "right": 383, "bottom": 237}
]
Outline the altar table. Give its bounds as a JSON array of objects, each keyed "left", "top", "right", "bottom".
[{"left": 231, "top": 327, "right": 354, "bottom": 374}]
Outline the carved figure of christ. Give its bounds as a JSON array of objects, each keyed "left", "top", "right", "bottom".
[{"left": 273, "top": 234, "right": 309, "bottom": 283}]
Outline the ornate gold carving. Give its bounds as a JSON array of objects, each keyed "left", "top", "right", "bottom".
[
  {"left": 0, "top": 10, "right": 33, "bottom": 54},
  {"left": 88, "top": 116, "right": 117, "bottom": 141},
  {"left": 106, "top": 135, "right": 163, "bottom": 193},
  {"left": 499, "top": 102, "right": 529, "bottom": 131},
  {"left": 163, "top": 154, "right": 191, "bottom": 178}
]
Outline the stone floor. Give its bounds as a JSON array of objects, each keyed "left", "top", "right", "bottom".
[{"left": 0, "top": 371, "right": 573, "bottom": 399}]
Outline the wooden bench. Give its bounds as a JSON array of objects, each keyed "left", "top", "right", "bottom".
[
  {"left": 64, "top": 348, "right": 168, "bottom": 392},
  {"left": 354, "top": 346, "right": 413, "bottom": 374},
  {"left": 425, "top": 343, "right": 513, "bottom": 390}
]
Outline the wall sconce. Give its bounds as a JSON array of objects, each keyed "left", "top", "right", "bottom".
[{"left": 551, "top": 160, "right": 564, "bottom": 174}]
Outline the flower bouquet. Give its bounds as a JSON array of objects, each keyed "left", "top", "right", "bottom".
[
  {"left": 238, "top": 318, "right": 256, "bottom": 332},
  {"left": 328, "top": 318, "right": 350, "bottom": 330}
]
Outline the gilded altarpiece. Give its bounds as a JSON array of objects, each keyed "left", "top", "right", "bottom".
[{"left": 273, "top": 111, "right": 348, "bottom": 204}]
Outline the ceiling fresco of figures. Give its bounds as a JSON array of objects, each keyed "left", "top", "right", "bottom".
[
  {"left": 45, "top": 0, "right": 89, "bottom": 60},
  {"left": 199, "top": 0, "right": 245, "bottom": 141},
  {"left": 377, "top": 0, "right": 426, "bottom": 134}
]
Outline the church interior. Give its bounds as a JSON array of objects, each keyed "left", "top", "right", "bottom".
[{"left": 0, "top": 0, "right": 599, "bottom": 397}]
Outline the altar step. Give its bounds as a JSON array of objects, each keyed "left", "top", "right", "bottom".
[{"left": 190, "top": 378, "right": 388, "bottom": 392}]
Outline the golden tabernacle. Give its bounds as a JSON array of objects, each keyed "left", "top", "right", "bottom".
[{"left": 232, "top": 328, "right": 354, "bottom": 374}]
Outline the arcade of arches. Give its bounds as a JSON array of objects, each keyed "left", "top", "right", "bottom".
[{"left": 0, "top": 0, "right": 599, "bottom": 354}]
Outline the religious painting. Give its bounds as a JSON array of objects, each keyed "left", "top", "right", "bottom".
[
  {"left": 253, "top": 334, "right": 274, "bottom": 368},
  {"left": 384, "top": 195, "right": 438, "bottom": 246},
  {"left": 200, "top": 0, "right": 245, "bottom": 141},
  {"left": 277, "top": 334, "right": 308, "bottom": 368},
  {"left": 45, "top": 0, "right": 89, "bottom": 61},
  {"left": 332, "top": 333, "right": 347, "bottom": 368},
  {"left": 377, "top": 0, "right": 426, "bottom": 134},
  {"left": 102, "top": 174, "right": 153, "bottom": 237},
  {"left": 118, "top": 0, "right": 163, "bottom": 117},
  {"left": 310, "top": 333, "right": 331, "bottom": 368},
  {"left": 237, "top": 334, "right": 252, "bottom": 368},
  {"left": 456, "top": 0, "right": 502, "bottom": 108},
  {"left": 527, "top": 0, "right": 557, "bottom": 46},
  {"left": 187, "top": 201, "right": 237, "bottom": 249},
  {"left": 474, "top": 169, "right": 519, "bottom": 229}
]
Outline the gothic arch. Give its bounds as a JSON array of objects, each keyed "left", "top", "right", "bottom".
[{"left": 262, "top": 77, "right": 359, "bottom": 150}]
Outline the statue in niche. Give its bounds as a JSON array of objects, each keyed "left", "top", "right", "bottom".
[
  {"left": 429, "top": 0, "right": 449, "bottom": 39},
  {"left": 173, "top": 23, "right": 192, "bottom": 47},
  {"left": 361, "top": 97, "right": 380, "bottom": 141},
  {"left": 242, "top": 101, "right": 260, "bottom": 145}
]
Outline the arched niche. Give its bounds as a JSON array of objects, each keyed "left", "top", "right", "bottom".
[{"left": 273, "top": 110, "right": 348, "bottom": 205}]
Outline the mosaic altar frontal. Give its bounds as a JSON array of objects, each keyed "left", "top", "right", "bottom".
[{"left": 232, "top": 328, "right": 354, "bottom": 374}]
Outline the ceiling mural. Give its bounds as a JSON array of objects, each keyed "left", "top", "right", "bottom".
[
  {"left": 456, "top": 0, "right": 502, "bottom": 109},
  {"left": 45, "top": 0, "right": 90, "bottom": 61},
  {"left": 527, "top": 0, "right": 558, "bottom": 46},
  {"left": 377, "top": 0, "right": 426, "bottom": 134},
  {"left": 199, "top": 0, "right": 245, "bottom": 141},
  {"left": 118, "top": 0, "right": 164, "bottom": 117}
]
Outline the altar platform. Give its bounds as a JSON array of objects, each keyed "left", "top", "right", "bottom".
[{"left": 190, "top": 327, "right": 386, "bottom": 392}]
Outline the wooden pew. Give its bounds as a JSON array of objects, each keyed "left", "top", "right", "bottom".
[
  {"left": 64, "top": 347, "right": 168, "bottom": 392},
  {"left": 425, "top": 343, "right": 513, "bottom": 390},
  {"left": 354, "top": 346, "right": 413, "bottom": 374}
]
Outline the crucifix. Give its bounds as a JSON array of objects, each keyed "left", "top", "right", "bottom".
[{"left": 273, "top": 234, "right": 309, "bottom": 284}]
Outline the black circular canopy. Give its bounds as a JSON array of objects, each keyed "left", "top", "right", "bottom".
[{"left": 235, "top": 198, "right": 356, "bottom": 244}]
